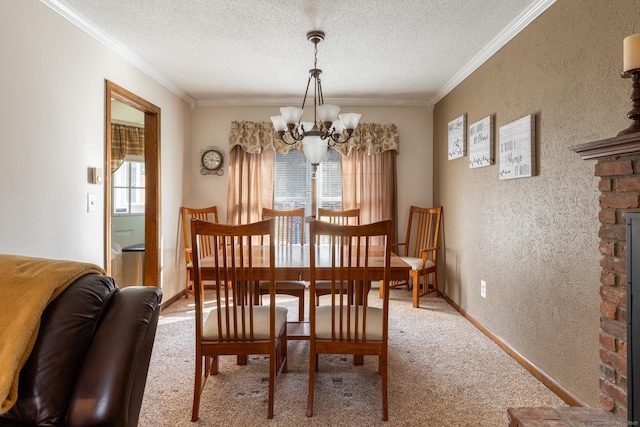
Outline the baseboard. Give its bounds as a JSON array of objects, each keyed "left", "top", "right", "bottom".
[
  {"left": 440, "top": 292, "right": 586, "bottom": 407},
  {"left": 160, "top": 289, "right": 186, "bottom": 310}
]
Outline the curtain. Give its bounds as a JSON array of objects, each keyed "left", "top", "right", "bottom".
[
  {"left": 227, "top": 120, "right": 398, "bottom": 238},
  {"left": 226, "top": 145, "right": 275, "bottom": 225},
  {"left": 111, "top": 123, "right": 144, "bottom": 172},
  {"left": 341, "top": 150, "right": 398, "bottom": 244}
]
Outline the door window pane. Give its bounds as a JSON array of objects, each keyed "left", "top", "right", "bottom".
[{"left": 112, "top": 160, "right": 145, "bottom": 215}]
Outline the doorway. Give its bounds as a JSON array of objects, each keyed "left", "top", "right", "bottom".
[{"left": 105, "top": 80, "right": 161, "bottom": 288}]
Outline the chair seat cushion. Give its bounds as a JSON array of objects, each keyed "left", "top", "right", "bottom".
[
  {"left": 259, "top": 280, "right": 306, "bottom": 290},
  {"left": 315, "top": 305, "right": 383, "bottom": 341},
  {"left": 401, "top": 256, "right": 435, "bottom": 271},
  {"left": 203, "top": 306, "right": 288, "bottom": 340},
  {"left": 314, "top": 280, "right": 349, "bottom": 291}
]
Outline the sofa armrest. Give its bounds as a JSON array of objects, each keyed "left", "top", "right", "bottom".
[{"left": 66, "top": 286, "right": 162, "bottom": 427}]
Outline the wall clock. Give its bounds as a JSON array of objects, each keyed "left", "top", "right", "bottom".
[{"left": 199, "top": 145, "right": 225, "bottom": 176}]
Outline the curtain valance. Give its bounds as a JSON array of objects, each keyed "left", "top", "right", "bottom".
[
  {"left": 111, "top": 123, "right": 144, "bottom": 172},
  {"left": 228, "top": 121, "right": 399, "bottom": 156}
]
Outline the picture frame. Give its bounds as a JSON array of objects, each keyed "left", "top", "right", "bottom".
[
  {"left": 499, "top": 115, "right": 536, "bottom": 180},
  {"left": 447, "top": 114, "right": 466, "bottom": 160},
  {"left": 468, "top": 115, "right": 494, "bottom": 168}
]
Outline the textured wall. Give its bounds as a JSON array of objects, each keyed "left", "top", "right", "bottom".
[{"left": 433, "top": 0, "right": 640, "bottom": 406}]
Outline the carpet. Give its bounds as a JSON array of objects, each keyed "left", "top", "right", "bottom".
[{"left": 138, "top": 288, "right": 565, "bottom": 426}]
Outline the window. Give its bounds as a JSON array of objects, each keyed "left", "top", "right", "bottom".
[
  {"left": 274, "top": 148, "right": 342, "bottom": 242},
  {"left": 112, "top": 159, "right": 145, "bottom": 214}
]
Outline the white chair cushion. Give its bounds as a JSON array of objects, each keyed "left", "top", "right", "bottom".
[
  {"left": 203, "top": 306, "right": 288, "bottom": 340},
  {"left": 400, "top": 256, "right": 435, "bottom": 271},
  {"left": 315, "top": 305, "right": 383, "bottom": 341}
]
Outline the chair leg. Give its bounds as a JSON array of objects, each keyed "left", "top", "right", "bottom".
[
  {"left": 307, "top": 343, "right": 316, "bottom": 417},
  {"left": 381, "top": 352, "right": 388, "bottom": 421},
  {"left": 268, "top": 354, "right": 275, "bottom": 419},
  {"left": 298, "top": 291, "right": 305, "bottom": 321},
  {"left": 185, "top": 270, "right": 191, "bottom": 298},
  {"left": 412, "top": 271, "right": 420, "bottom": 308},
  {"left": 192, "top": 355, "right": 203, "bottom": 422}
]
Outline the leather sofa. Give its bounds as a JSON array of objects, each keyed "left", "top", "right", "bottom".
[{"left": 0, "top": 273, "right": 162, "bottom": 427}]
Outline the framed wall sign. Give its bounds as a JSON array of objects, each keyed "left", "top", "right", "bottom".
[
  {"left": 468, "top": 115, "right": 494, "bottom": 168},
  {"left": 499, "top": 115, "right": 536, "bottom": 180},
  {"left": 447, "top": 114, "right": 466, "bottom": 160}
]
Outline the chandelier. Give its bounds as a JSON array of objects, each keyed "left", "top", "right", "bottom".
[{"left": 270, "top": 31, "right": 361, "bottom": 165}]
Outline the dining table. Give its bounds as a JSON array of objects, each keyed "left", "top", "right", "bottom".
[{"left": 188, "top": 244, "right": 411, "bottom": 342}]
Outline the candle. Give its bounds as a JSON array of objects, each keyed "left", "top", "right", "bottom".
[{"left": 624, "top": 33, "right": 640, "bottom": 72}]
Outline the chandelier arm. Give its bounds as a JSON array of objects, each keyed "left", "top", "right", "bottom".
[
  {"left": 327, "top": 132, "right": 353, "bottom": 146},
  {"left": 301, "top": 74, "right": 312, "bottom": 112},
  {"left": 317, "top": 75, "right": 324, "bottom": 106},
  {"left": 280, "top": 132, "right": 303, "bottom": 145}
]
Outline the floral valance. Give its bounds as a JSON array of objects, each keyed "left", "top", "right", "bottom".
[{"left": 228, "top": 120, "right": 399, "bottom": 156}]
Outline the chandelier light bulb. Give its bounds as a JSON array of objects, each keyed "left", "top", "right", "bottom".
[
  {"left": 339, "top": 113, "right": 362, "bottom": 131},
  {"left": 280, "top": 106, "right": 304, "bottom": 125},
  {"left": 270, "top": 115, "right": 287, "bottom": 132},
  {"left": 317, "top": 104, "right": 340, "bottom": 123}
]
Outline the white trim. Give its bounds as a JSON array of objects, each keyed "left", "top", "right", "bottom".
[
  {"left": 195, "top": 97, "right": 431, "bottom": 108},
  {"left": 430, "top": 0, "right": 557, "bottom": 106},
  {"left": 40, "top": 0, "right": 197, "bottom": 109}
]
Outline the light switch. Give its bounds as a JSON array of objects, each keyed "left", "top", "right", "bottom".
[{"left": 87, "top": 193, "right": 97, "bottom": 213}]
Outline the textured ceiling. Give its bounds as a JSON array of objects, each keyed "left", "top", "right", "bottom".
[{"left": 48, "top": 0, "right": 554, "bottom": 107}]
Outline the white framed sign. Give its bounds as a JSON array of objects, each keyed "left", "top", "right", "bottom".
[
  {"left": 447, "top": 114, "right": 466, "bottom": 160},
  {"left": 468, "top": 115, "right": 494, "bottom": 168},
  {"left": 499, "top": 115, "right": 536, "bottom": 180}
]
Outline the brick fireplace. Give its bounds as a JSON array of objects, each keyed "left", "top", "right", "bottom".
[{"left": 571, "top": 131, "right": 640, "bottom": 422}]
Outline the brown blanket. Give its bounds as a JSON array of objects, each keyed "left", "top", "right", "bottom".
[{"left": 0, "top": 254, "right": 105, "bottom": 414}]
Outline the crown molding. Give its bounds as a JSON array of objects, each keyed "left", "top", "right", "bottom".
[
  {"left": 429, "top": 0, "right": 557, "bottom": 106},
  {"left": 195, "top": 97, "right": 432, "bottom": 108},
  {"left": 40, "top": 0, "right": 197, "bottom": 109}
]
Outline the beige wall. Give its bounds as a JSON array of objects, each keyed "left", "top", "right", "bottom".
[
  {"left": 433, "top": 0, "right": 640, "bottom": 405},
  {"left": 187, "top": 105, "right": 433, "bottom": 235},
  {"left": 0, "top": 1, "right": 190, "bottom": 299}
]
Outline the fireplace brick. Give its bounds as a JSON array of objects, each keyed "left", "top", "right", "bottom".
[
  {"left": 600, "top": 286, "right": 625, "bottom": 305},
  {"left": 599, "top": 210, "right": 616, "bottom": 224},
  {"left": 599, "top": 193, "right": 640, "bottom": 209},
  {"left": 613, "top": 257, "right": 627, "bottom": 273},
  {"left": 600, "top": 378, "right": 627, "bottom": 406},
  {"left": 600, "top": 241, "right": 615, "bottom": 255},
  {"left": 595, "top": 160, "right": 633, "bottom": 177},
  {"left": 601, "top": 318, "right": 626, "bottom": 339},
  {"left": 600, "top": 271, "right": 616, "bottom": 287},
  {"left": 599, "top": 224, "right": 627, "bottom": 240},
  {"left": 616, "top": 176, "right": 640, "bottom": 192},
  {"left": 600, "top": 301, "right": 617, "bottom": 319},
  {"left": 600, "top": 332, "right": 616, "bottom": 351},
  {"left": 600, "top": 178, "right": 613, "bottom": 192},
  {"left": 600, "top": 393, "right": 616, "bottom": 411}
]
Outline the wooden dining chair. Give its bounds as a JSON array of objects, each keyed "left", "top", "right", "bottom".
[
  {"left": 181, "top": 206, "right": 219, "bottom": 298},
  {"left": 259, "top": 207, "right": 306, "bottom": 321},
  {"left": 314, "top": 208, "right": 361, "bottom": 305},
  {"left": 381, "top": 205, "right": 442, "bottom": 308},
  {"left": 190, "top": 218, "right": 288, "bottom": 421},
  {"left": 307, "top": 219, "right": 392, "bottom": 421}
]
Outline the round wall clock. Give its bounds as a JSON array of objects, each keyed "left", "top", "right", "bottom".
[{"left": 199, "top": 145, "right": 225, "bottom": 176}]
